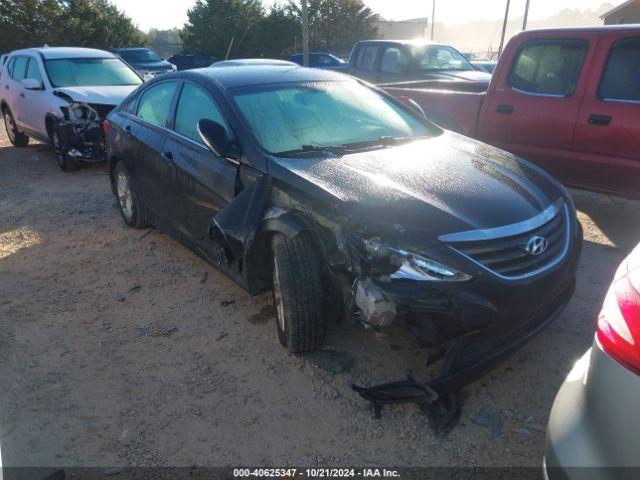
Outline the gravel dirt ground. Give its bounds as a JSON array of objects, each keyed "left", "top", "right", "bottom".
[{"left": 1, "top": 128, "right": 639, "bottom": 469}]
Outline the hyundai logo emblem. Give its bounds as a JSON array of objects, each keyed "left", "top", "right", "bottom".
[{"left": 525, "top": 236, "right": 549, "bottom": 256}]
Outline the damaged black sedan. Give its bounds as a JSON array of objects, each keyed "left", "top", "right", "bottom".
[{"left": 105, "top": 66, "right": 582, "bottom": 399}]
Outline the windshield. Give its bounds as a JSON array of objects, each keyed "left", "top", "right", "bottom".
[
  {"left": 410, "top": 45, "right": 475, "bottom": 72},
  {"left": 231, "top": 81, "right": 433, "bottom": 155},
  {"left": 45, "top": 58, "right": 142, "bottom": 88},
  {"left": 118, "top": 49, "right": 162, "bottom": 63}
]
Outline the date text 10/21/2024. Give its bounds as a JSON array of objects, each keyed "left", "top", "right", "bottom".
[{"left": 233, "top": 468, "right": 401, "bottom": 478}]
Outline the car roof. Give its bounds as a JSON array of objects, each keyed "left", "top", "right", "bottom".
[
  {"left": 9, "top": 47, "right": 115, "bottom": 60},
  {"left": 356, "top": 39, "right": 447, "bottom": 47},
  {"left": 111, "top": 47, "right": 150, "bottom": 51},
  {"left": 520, "top": 24, "right": 640, "bottom": 34},
  {"left": 212, "top": 59, "right": 298, "bottom": 67},
  {"left": 183, "top": 65, "right": 351, "bottom": 89}
]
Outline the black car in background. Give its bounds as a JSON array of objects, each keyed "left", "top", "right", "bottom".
[
  {"left": 168, "top": 53, "right": 213, "bottom": 71},
  {"left": 104, "top": 66, "right": 581, "bottom": 397},
  {"left": 111, "top": 47, "right": 176, "bottom": 77}
]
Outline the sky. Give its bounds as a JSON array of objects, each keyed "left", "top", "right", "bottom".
[{"left": 111, "top": 0, "right": 624, "bottom": 32}]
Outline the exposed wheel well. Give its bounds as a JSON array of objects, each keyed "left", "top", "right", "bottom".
[
  {"left": 44, "top": 114, "right": 61, "bottom": 143},
  {"left": 108, "top": 156, "right": 121, "bottom": 194}
]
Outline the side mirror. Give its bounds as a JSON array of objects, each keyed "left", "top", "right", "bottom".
[
  {"left": 21, "top": 78, "right": 43, "bottom": 90},
  {"left": 407, "top": 99, "right": 427, "bottom": 118},
  {"left": 198, "top": 119, "right": 231, "bottom": 158}
]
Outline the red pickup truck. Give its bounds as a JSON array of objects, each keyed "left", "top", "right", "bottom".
[{"left": 383, "top": 26, "right": 640, "bottom": 199}]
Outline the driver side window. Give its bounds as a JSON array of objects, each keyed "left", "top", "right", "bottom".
[
  {"left": 26, "top": 58, "right": 43, "bottom": 83},
  {"left": 174, "top": 83, "right": 230, "bottom": 145}
]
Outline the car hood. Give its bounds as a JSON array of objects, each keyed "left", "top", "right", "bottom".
[
  {"left": 269, "top": 133, "right": 564, "bottom": 243},
  {"left": 54, "top": 85, "right": 138, "bottom": 105},
  {"left": 422, "top": 69, "right": 492, "bottom": 82},
  {"left": 131, "top": 60, "right": 173, "bottom": 71}
]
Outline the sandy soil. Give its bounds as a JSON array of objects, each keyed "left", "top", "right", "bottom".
[{"left": 1, "top": 128, "right": 639, "bottom": 469}]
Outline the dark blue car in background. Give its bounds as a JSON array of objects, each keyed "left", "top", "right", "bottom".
[
  {"left": 289, "top": 52, "right": 346, "bottom": 69},
  {"left": 111, "top": 47, "right": 176, "bottom": 77}
]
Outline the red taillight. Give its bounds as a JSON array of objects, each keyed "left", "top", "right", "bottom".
[
  {"left": 102, "top": 119, "right": 111, "bottom": 138},
  {"left": 596, "top": 254, "right": 640, "bottom": 375}
]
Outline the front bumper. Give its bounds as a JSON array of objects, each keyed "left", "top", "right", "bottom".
[
  {"left": 56, "top": 122, "right": 106, "bottom": 163},
  {"left": 364, "top": 218, "right": 582, "bottom": 395},
  {"left": 544, "top": 342, "right": 640, "bottom": 480}
]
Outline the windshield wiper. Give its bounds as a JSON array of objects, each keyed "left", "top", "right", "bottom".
[
  {"left": 342, "top": 136, "right": 420, "bottom": 151},
  {"left": 278, "top": 144, "right": 346, "bottom": 157},
  {"left": 278, "top": 137, "right": 424, "bottom": 158}
]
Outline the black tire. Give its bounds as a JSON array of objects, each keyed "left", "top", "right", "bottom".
[
  {"left": 113, "top": 161, "right": 148, "bottom": 229},
  {"left": 3, "top": 107, "right": 29, "bottom": 147},
  {"left": 271, "top": 233, "right": 327, "bottom": 353},
  {"left": 50, "top": 124, "right": 79, "bottom": 172}
]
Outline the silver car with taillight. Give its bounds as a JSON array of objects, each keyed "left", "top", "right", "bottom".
[{"left": 544, "top": 243, "right": 640, "bottom": 479}]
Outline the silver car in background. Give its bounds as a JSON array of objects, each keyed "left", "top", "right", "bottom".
[{"left": 545, "top": 243, "right": 640, "bottom": 480}]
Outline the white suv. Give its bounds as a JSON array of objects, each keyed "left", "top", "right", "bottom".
[{"left": 1, "top": 47, "right": 142, "bottom": 171}]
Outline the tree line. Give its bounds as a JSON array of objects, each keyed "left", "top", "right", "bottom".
[{"left": 0, "top": 0, "right": 379, "bottom": 58}]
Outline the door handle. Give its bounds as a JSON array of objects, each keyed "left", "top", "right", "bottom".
[
  {"left": 588, "top": 114, "right": 612, "bottom": 126},
  {"left": 163, "top": 151, "right": 175, "bottom": 166},
  {"left": 496, "top": 104, "right": 514, "bottom": 114},
  {"left": 4, "top": 85, "right": 9, "bottom": 90},
  {"left": 20, "top": 93, "right": 25, "bottom": 98}
]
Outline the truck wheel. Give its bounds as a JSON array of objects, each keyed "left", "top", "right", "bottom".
[
  {"left": 3, "top": 107, "right": 29, "bottom": 147},
  {"left": 271, "top": 233, "right": 327, "bottom": 353},
  {"left": 50, "top": 125, "right": 78, "bottom": 172},
  {"left": 114, "top": 161, "right": 148, "bottom": 229}
]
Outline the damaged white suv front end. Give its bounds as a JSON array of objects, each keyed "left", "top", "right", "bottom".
[{"left": 0, "top": 47, "right": 142, "bottom": 171}]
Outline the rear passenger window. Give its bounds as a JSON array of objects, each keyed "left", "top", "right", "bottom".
[
  {"left": 6, "top": 57, "right": 16, "bottom": 76},
  {"left": 357, "top": 46, "right": 378, "bottom": 71},
  {"left": 380, "top": 47, "right": 409, "bottom": 74},
  {"left": 598, "top": 38, "right": 640, "bottom": 102},
  {"left": 174, "top": 83, "right": 229, "bottom": 144},
  {"left": 508, "top": 39, "right": 588, "bottom": 96},
  {"left": 136, "top": 81, "right": 178, "bottom": 127},
  {"left": 11, "top": 57, "right": 28, "bottom": 81}
]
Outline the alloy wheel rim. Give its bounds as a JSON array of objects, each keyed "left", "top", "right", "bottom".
[
  {"left": 116, "top": 171, "right": 133, "bottom": 220},
  {"left": 273, "top": 259, "right": 286, "bottom": 332},
  {"left": 4, "top": 112, "right": 15, "bottom": 143}
]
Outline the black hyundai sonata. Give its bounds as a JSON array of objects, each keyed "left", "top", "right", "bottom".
[{"left": 105, "top": 66, "right": 582, "bottom": 396}]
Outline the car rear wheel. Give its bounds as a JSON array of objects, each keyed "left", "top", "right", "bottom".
[
  {"left": 114, "top": 161, "right": 148, "bottom": 229},
  {"left": 271, "top": 233, "right": 327, "bottom": 353},
  {"left": 51, "top": 126, "right": 78, "bottom": 172},
  {"left": 3, "top": 108, "right": 29, "bottom": 147}
]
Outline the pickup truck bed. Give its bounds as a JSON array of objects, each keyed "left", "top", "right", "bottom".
[{"left": 383, "top": 26, "right": 640, "bottom": 199}]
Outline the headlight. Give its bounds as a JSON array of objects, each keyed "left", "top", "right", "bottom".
[
  {"left": 391, "top": 253, "right": 472, "bottom": 282},
  {"left": 363, "top": 237, "right": 471, "bottom": 282}
]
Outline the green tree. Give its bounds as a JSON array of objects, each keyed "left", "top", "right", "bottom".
[
  {"left": 146, "top": 28, "right": 183, "bottom": 59},
  {"left": 182, "top": 0, "right": 265, "bottom": 59},
  {"left": 56, "top": 0, "right": 144, "bottom": 48},
  {"left": 0, "top": 0, "right": 143, "bottom": 53},
  {"left": 0, "top": 0, "right": 63, "bottom": 52},
  {"left": 287, "top": 0, "right": 379, "bottom": 52},
  {"left": 254, "top": 4, "right": 298, "bottom": 58}
]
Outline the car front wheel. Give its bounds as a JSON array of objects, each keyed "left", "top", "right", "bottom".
[
  {"left": 3, "top": 108, "right": 29, "bottom": 147},
  {"left": 114, "top": 161, "right": 148, "bottom": 229},
  {"left": 271, "top": 233, "right": 327, "bottom": 353}
]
